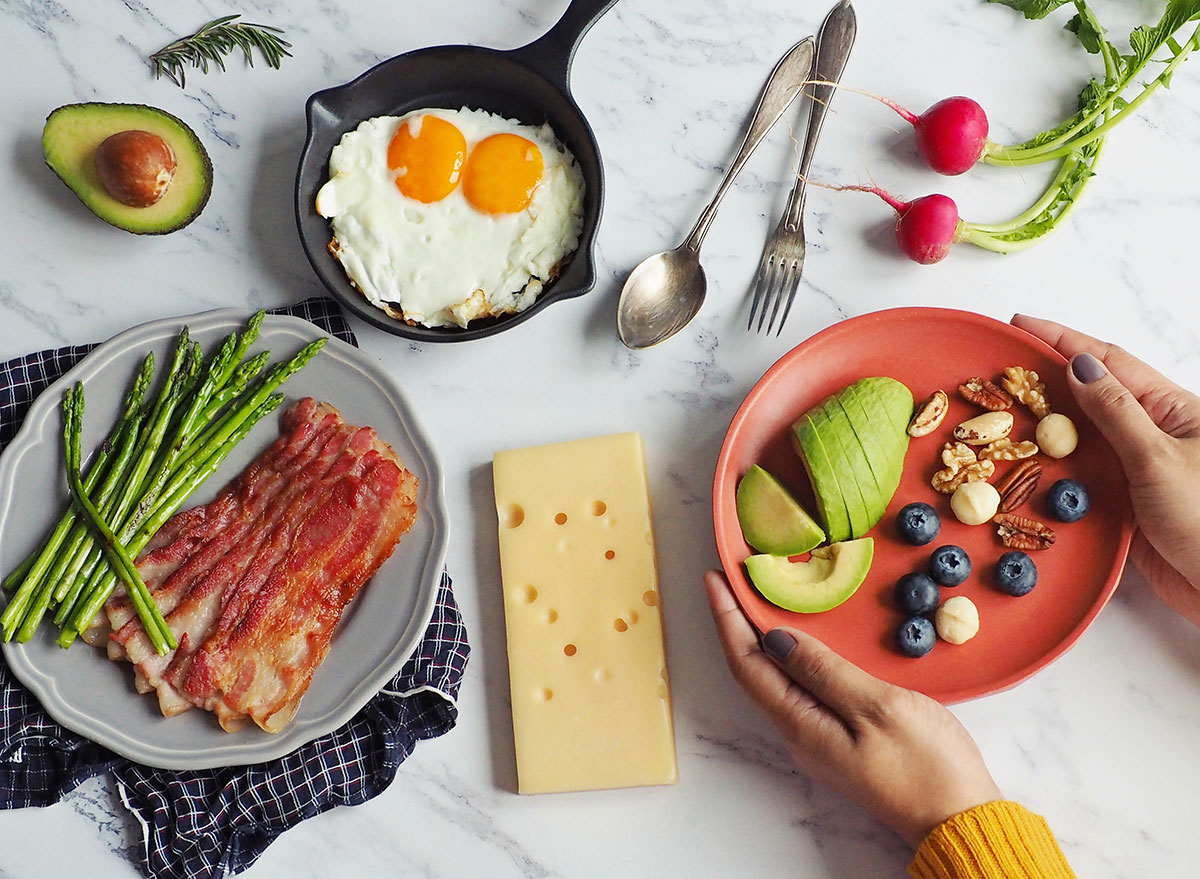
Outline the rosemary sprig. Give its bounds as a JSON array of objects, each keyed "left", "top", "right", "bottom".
[{"left": 150, "top": 14, "right": 292, "bottom": 88}]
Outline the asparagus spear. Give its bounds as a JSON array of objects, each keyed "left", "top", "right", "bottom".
[
  {"left": 39, "top": 333, "right": 196, "bottom": 631},
  {"left": 59, "top": 392, "right": 285, "bottom": 646},
  {"left": 59, "top": 328, "right": 323, "bottom": 642},
  {"left": 0, "top": 354, "right": 154, "bottom": 639},
  {"left": 41, "top": 385, "right": 175, "bottom": 653}
]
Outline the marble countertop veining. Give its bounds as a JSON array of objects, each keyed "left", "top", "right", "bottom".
[{"left": 2, "top": 1, "right": 1200, "bottom": 876}]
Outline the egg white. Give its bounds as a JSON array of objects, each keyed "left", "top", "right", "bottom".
[{"left": 316, "top": 107, "right": 585, "bottom": 329}]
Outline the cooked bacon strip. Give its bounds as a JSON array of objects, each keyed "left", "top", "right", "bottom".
[
  {"left": 111, "top": 419, "right": 367, "bottom": 710},
  {"left": 104, "top": 398, "right": 418, "bottom": 731},
  {"left": 184, "top": 451, "right": 416, "bottom": 731}
]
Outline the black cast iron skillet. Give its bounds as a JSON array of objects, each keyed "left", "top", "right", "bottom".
[{"left": 295, "top": 0, "right": 619, "bottom": 342}]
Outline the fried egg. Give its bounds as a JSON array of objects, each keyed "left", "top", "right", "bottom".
[{"left": 315, "top": 107, "right": 585, "bottom": 329}]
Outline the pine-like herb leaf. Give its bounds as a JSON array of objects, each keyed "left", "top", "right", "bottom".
[{"left": 150, "top": 15, "right": 292, "bottom": 88}]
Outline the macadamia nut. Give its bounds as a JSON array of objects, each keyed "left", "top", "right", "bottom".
[
  {"left": 936, "top": 596, "right": 980, "bottom": 644},
  {"left": 950, "top": 481, "right": 1001, "bottom": 526},
  {"left": 1036, "top": 413, "right": 1078, "bottom": 459}
]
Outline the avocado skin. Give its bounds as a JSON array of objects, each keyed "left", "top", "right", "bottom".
[{"left": 42, "top": 102, "right": 212, "bottom": 235}]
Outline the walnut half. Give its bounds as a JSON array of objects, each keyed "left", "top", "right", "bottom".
[
  {"left": 1002, "top": 366, "right": 1052, "bottom": 419},
  {"left": 931, "top": 441, "right": 995, "bottom": 494}
]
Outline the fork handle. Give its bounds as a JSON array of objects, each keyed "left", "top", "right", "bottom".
[
  {"left": 788, "top": 0, "right": 857, "bottom": 226},
  {"left": 682, "top": 36, "right": 815, "bottom": 253}
]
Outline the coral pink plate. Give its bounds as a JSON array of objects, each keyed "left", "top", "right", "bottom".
[{"left": 713, "top": 308, "right": 1134, "bottom": 704}]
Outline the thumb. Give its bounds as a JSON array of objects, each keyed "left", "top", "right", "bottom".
[{"left": 1067, "top": 352, "right": 1162, "bottom": 473}]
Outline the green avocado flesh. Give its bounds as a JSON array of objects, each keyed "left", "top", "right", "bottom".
[
  {"left": 735, "top": 464, "right": 825, "bottom": 556},
  {"left": 42, "top": 102, "right": 212, "bottom": 234},
  {"left": 792, "top": 378, "right": 912, "bottom": 540},
  {"left": 792, "top": 414, "right": 852, "bottom": 543},
  {"left": 745, "top": 538, "right": 874, "bottom": 613},
  {"left": 809, "top": 405, "right": 872, "bottom": 539}
]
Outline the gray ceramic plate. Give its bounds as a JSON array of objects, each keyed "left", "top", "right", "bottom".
[{"left": 0, "top": 309, "right": 449, "bottom": 769}]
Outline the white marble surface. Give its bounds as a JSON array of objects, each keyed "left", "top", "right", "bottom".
[{"left": 2, "top": 0, "right": 1200, "bottom": 876}]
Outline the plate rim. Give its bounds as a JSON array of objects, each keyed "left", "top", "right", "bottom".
[
  {"left": 0, "top": 307, "right": 450, "bottom": 768},
  {"left": 712, "top": 306, "right": 1134, "bottom": 704}
]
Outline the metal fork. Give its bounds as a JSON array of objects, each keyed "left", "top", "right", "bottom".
[{"left": 747, "top": 0, "right": 857, "bottom": 335}]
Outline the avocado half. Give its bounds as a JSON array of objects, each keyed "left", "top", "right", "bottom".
[{"left": 42, "top": 102, "right": 212, "bottom": 234}]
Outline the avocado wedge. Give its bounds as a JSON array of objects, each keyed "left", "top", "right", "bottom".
[
  {"left": 43, "top": 102, "right": 212, "bottom": 234},
  {"left": 792, "top": 413, "right": 853, "bottom": 543},
  {"left": 736, "top": 464, "right": 825, "bottom": 556},
  {"left": 745, "top": 538, "right": 874, "bottom": 613}
]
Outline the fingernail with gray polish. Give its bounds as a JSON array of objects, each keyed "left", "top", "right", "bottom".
[
  {"left": 1071, "top": 352, "right": 1106, "bottom": 384},
  {"left": 762, "top": 628, "right": 797, "bottom": 662}
]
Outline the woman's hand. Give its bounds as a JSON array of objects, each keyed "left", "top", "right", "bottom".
[
  {"left": 1012, "top": 315, "right": 1200, "bottom": 626},
  {"left": 705, "top": 570, "right": 1002, "bottom": 848}
]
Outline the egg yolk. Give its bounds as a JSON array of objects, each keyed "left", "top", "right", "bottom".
[
  {"left": 462, "top": 134, "right": 544, "bottom": 214},
  {"left": 387, "top": 115, "right": 467, "bottom": 203}
]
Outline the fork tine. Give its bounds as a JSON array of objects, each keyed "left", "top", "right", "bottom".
[
  {"left": 746, "top": 249, "right": 776, "bottom": 331},
  {"left": 764, "top": 260, "right": 794, "bottom": 335},
  {"left": 756, "top": 259, "right": 785, "bottom": 334},
  {"left": 775, "top": 264, "right": 803, "bottom": 336}
]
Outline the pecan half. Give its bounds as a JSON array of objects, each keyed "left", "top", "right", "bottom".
[
  {"left": 994, "top": 459, "right": 1043, "bottom": 513},
  {"left": 959, "top": 377, "right": 1014, "bottom": 411},
  {"left": 908, "top": 390, "right": 949, "bottom": 437},
  {"left": 993, "top": 512, "right": 1056, "bottom": 550}
]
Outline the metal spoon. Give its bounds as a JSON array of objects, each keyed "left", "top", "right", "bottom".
[{"left": 616, "top": 36, "right": 816, "bottom": 349}]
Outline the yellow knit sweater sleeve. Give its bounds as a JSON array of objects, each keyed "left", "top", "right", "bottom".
[{"left": 908, "top": 800, "right": 1077, "bottom": 879}]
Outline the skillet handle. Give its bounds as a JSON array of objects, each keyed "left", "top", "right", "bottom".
[{"left": 510, "top": 0, "right": 619, "bottom": 90}]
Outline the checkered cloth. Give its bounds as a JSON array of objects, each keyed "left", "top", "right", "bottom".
[{"left": 0, "top": 298, "right": 469, "bottom": 879}]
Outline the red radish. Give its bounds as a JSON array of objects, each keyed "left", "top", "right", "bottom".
[
  {"left": 890, "top": 96, "right": 990, "bottom": 176},
  {"left": 839, "top": 186, "right": 962, "bottom": 264},
  {"left": 803, "top": 81, "right": 993, "bottom": 175}
]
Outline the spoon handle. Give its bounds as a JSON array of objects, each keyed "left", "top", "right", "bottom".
[{"left": 683, "top": 36, "right": 815, "bottom": 253}]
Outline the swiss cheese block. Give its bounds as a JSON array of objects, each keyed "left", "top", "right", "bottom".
[{"left": 492, "top": 432, "right": 677, "bottom": 794}]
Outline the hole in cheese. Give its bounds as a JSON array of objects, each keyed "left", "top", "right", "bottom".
[
  {"left": 501, "top": 504, "right": 525, "bottom": 528},
  {"left": 592, "top": 500, "right": 607, "bottom": 516},
  {"left": 604, "top": 549, "right": 616, "bottom": 560},
  {"left": 519, "top": 585, "right": 538, "bottom": 604},
  {"left": 554, "top": 512, "right": 568, "bottom": 525},
  {"left": 537, "top": 688, "right": 554, "bottom": 701},
  {"left": 614, "top": 618, "right": 628, "bottom": 633},
  {"left": 594, "top": 668, "right": 612, "bottom": 684},
  {"left": 563, "top": 644, "right": 577, "bottom": 656},
  {"left": 544, "top": 609, "right": 558, "bottom": 623},
  {"left": 629, "top": 611, "right": 639, "bottom": 624},
  {"left": 642, "top": 591, "right": 658, "bottom": 607}
]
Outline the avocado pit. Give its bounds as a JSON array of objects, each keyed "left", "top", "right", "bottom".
[{"left": 95, "top": 130, "right": 177, "bottom": 207}]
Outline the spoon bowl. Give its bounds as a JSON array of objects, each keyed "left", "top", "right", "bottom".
[{"left": 616, "top": 247, "right": 707, "bottom": 349}]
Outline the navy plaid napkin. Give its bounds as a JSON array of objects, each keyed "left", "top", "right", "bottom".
[{"left": 0, "top": 298, "right": 469, "bottom": 879}]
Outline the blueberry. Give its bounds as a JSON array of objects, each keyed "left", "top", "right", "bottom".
[
  {"left": 896, "top": 502, "right": 940, "bottom": 545},
  {"left": 1046, "top": 478, "right": 1090, "bottom": 523},
  {"left": 995, "top": 550, "right": 1038, "bottom": 596},
  {"left": 895, "top": 572, "right": 940, "bottom": 615},
  {"left": 896, "top": 616, "right": 936, "bottom": 657},
  {"left": 929, "top": 545, "right": 971, "bottom": 587}
]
